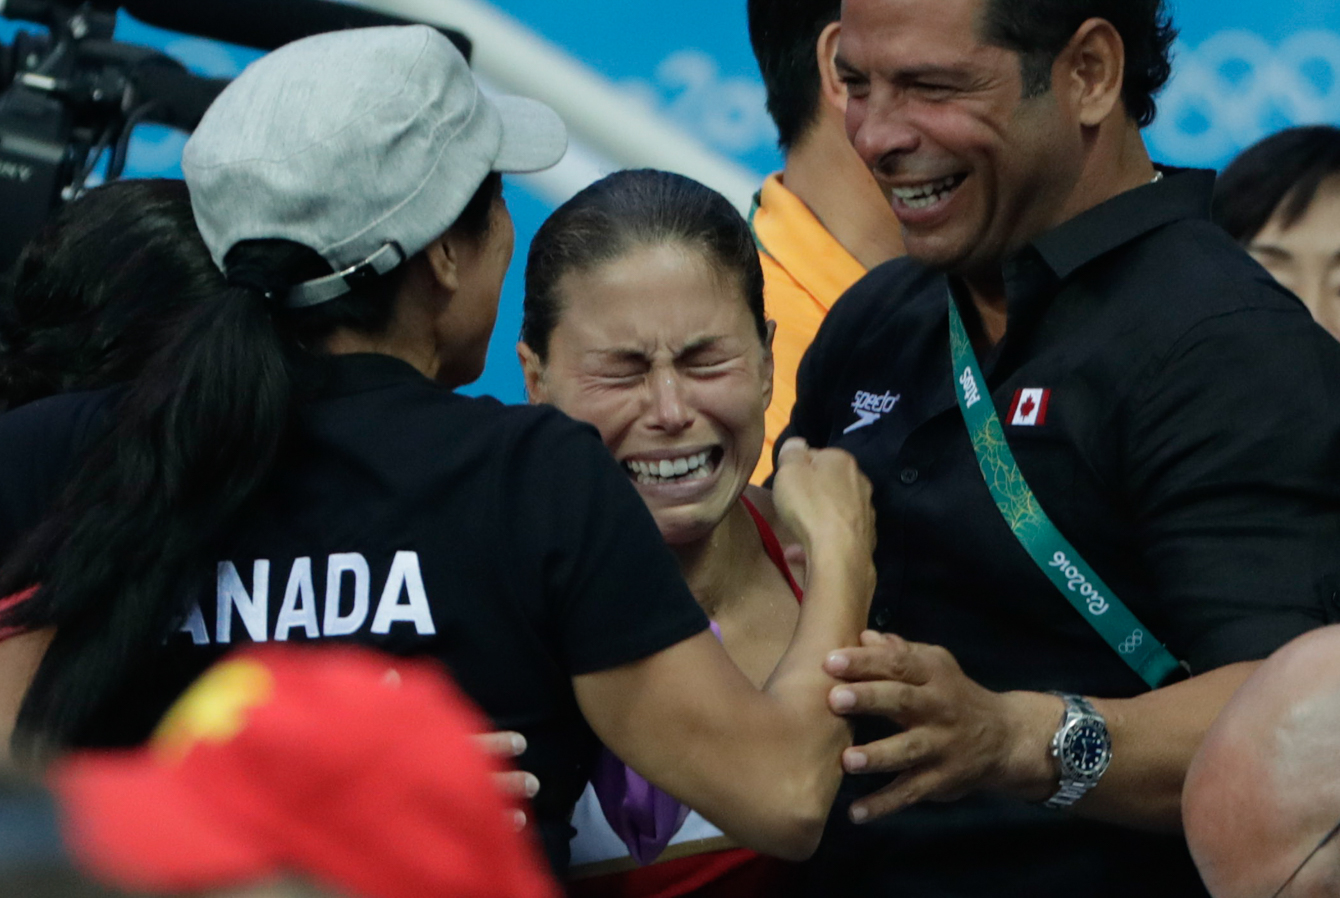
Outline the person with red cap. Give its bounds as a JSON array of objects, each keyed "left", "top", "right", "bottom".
[{"left": 50, "top": 644, "right": 559, "bottom": 898}]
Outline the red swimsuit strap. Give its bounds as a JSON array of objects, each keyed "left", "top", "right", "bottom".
[
  {"left": 739, "top": 495, "right": 803, "bottom": 602},
  {"left": 0, "top": 584, "right": 39, "bottom": 641}
]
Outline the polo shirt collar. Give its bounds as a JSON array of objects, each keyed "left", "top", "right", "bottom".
[
  {"left": 955, "top": 167, "right": 1217, "bottom": 378},
  {"left": 1027, "top": 166, "right": 1217, "bottom": 282},
  {"left": 749, "top": 173, "right": 867, "bottom": 312}
]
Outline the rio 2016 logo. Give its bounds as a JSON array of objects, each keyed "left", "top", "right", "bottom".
[
  {"left": 1150, "top": 30, "right": 1340, "bottom": 166},
  {"left": 1048, "top": 551, "right": 1111, "bottom": 617},
  {"left": 622, "top": 49, "right": 775, "bottom": 155}
]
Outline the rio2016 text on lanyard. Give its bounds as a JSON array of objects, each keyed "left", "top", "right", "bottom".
[{"left": 947, "top": 293, "right": 1182, "bottom": 689}]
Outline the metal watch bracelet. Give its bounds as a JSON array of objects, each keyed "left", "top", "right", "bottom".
[{"left": 1044, "top": 692, "right": 1112, "bottom": 810}]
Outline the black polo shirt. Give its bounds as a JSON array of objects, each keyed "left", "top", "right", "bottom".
[
  {"left": 784, "top": 168, "right": 1340, "bottom": 897},
  {"left": 0, "top": 354, "right": 709, "bottom": 874}
]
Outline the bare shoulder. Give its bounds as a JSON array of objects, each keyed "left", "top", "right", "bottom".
[{"left": 743, "top": 486, "right": 807, "bottom": 587}]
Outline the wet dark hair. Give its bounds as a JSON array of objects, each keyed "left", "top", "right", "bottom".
[
  {"left": 0, "top": 180, "right": 213, "bottom": 409},
  {"left": 522, "top": 169, "right": 766, "bottom": 361},
  {"left": 0, "top": 172, "right": 503, "bottom": 753},
  {"left": 980, "top": 0, "right": 1177, "bottom": 128},
  {"left": 1214, "top": 126, "right": 1340, "bottom": 244},
  {"left": 747, "top": 0, "right": 841, "bottom": 152}
]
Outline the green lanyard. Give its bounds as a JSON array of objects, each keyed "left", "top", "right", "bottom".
[
  {"left": 947, "top": 294, "right": 1181, "bottom": 688},
  {"left": 747, "top": 190, "right": 766, "bottom": 254}
]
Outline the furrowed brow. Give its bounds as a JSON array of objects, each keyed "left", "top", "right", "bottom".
[
  {"left": 589, "top": 348, "right": 649, "bottom": 364},
  {"left": 677, "top": 336, "right": 727, "bottom": 361}
]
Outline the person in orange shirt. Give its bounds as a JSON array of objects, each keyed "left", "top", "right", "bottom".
[{"left": 746, "top": 0, "right": 905, "bottom": 483}]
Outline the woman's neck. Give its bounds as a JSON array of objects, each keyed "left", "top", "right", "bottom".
[
  {"left": 325, "top": 324, "right": 438, "bottom": 379},
  {"left": 670, "top": 498, "right": 759, "bottom": 620},
  {"left": 323, "top": 261, "right": 444, "bottom": 380}
]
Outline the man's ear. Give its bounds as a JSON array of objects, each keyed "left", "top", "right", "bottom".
[
  {"left": 1058, "top": 18, "right": 1126, "bottom": 127},
  {"left": 517, "top": 341, "right": 548, "bottom": 404},
  {"left": 816, "top": 21, "right": 847, "bottom": 114},
  {"left": 761, "top": 319, "right": 777, "bottom": 411},
  {"left": 425, "top": 232, "right": 462, "bottom": 294}
]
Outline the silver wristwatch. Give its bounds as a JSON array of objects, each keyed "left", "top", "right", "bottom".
[{"left": 1044, "top": 693, "right": 1111, "bottom": 809}]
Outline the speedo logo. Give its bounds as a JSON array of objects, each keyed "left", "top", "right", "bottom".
[{"left": 844, "top": 390, "right": 901, "bottom": 434}]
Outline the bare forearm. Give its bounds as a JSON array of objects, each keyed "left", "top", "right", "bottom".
[
  {"left": 767, "top": 439, "right": 877, "bottom": 713},
  {"left": 828, "top": 636, "right": 1259, "bottom": 830},
  {"left": 758, "top": 541, "right": 877, "bottom": 816},
  {"left": 574, "top": 543, "right": 874, "bottom": 860},
  {"left": 996, "top": 662, "right": 1259, "bottom": 831},
  {"left": 767, "top": 538, "right": 876, "bottom": 702},
  {"left": 675, "top": 540, "right": 876, "bottom": 856}
]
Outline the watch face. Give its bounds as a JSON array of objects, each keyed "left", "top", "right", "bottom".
[{"left": 1061, "top": 720, "right": 1110, "bottom": 777}]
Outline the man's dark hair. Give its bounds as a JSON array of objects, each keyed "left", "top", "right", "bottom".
[
  {"left": 980, "top": 0, "right": 1177, "bottom": 128},
  {"left": 1214, "top": 126, "right": 1340, "bottom": 244},
  {"left": 747, "top": 0, "right": 841, "bottom": 152}
]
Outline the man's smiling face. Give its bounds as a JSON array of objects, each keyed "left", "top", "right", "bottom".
[{"left": 837, "top": 0, "right": 1087, "bottom": 278}]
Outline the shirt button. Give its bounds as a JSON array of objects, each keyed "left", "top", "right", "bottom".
[
  {"left": 900, "top": 467, "right": 919, "bottom": 485},
  {"left": 872, "top": 609, "right": 892, "bottom": 629}
]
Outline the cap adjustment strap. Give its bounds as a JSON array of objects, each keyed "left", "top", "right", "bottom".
[{"left": 285, "top": 242, "right": 407, "bottom": 309}]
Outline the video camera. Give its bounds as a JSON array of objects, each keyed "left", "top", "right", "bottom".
[{"left": 0, "top": 0, "right": 470, "bottom": 271}]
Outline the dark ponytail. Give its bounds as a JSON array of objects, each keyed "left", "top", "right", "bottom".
[
  {"left": 0, "top": 180, "right": 214, "bottom": 409},
  {"left": 0, "top": 172, "right": 504, "bottom": 754},
  {"left": 1, "top": 276, "right": 291, "bottom": 753}
]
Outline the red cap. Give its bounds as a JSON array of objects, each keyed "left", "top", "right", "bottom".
[{"left": 50, "top": 644, "right": 557, "bottom": 898}]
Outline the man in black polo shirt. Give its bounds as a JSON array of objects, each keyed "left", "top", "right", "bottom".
[{"left": 784, "top": 0, "right": 1340, "bottom": 894}]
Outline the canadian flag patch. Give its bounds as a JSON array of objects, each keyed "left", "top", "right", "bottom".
[{"left": 1008, "top": 388, "right": 1051, "bottom": 426}]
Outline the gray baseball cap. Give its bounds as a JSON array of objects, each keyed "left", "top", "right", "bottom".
[{"left": 182, "top": 25, "right": 567, "bottom": 306}]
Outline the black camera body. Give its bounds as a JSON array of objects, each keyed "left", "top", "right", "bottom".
[
  {"left": 0, "top": 2, "right": 224, "bottom": 271},
  {"left": 0, "top": 7, "right": 114, "bottom": 271},
  {"left": 0, "top": 0, "right": 470, "bottom": 273},
  {"left": 0, "top": 79, "right": 73, "bottom": 275}
]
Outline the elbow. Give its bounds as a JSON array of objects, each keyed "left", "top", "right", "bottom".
[
  {"left": 700, "top": 767, "right": 834, "bottom": 860},
  {"left": 766, "top": 811, "right": 826, "bottom": 861},
  {"left": 754, "top": 774, "right": 834, "bottom": 861},
  {"left": 707, "top": 799, "right": 826, "bottom": 861}
]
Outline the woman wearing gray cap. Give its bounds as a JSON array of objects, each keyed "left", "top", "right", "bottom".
[{"left": 0, "top": 25, "right": 875, "bottom": 873}]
